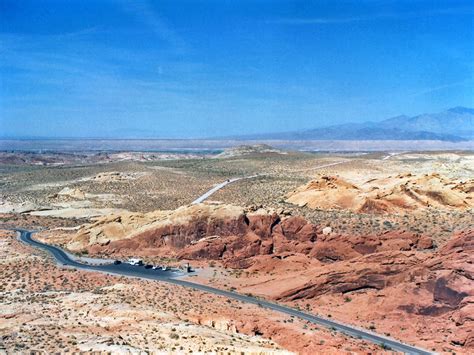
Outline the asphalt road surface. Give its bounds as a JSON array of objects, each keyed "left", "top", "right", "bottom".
[
  {"left": 191, "top": 175, "right": 259, "bottom": 204},
  {"left": 18, "top": 229, "right": 433, "bottom": 355},
  {"left": 192, "top": 152, "right": 403, "bottom": 204}
]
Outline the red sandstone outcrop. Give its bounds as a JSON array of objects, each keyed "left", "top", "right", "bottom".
[
  {"left": 72, "top": 204, "right": 433, "bottom": 269},
  {"left": 69, "top": 203, "right": 470, "bottom": 316},
  {"left": 277, "top": 230, "right": 472, "bottom": 305},
  {"left": 63, "top": 203, "right": 472, "bottom": 351},
  {"left": 234, "top": 230, "right": 472, "bottom": 351}
]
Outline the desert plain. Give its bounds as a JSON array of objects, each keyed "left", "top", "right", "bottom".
[{"left": 1, "top": 145, "right": 473, "bottom": 354}]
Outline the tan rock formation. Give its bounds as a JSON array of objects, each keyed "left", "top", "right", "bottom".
[{"left": 286, "top": 173, "right": 474, "bottom": 213}]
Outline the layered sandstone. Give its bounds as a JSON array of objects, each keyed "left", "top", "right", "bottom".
[
  {"left": 286, "top": 173, "right": 474, "bottom": 214},
  {"left": 44, "top": 203, "right": 473, "bottom": 352},
  {"left": 69, "top": 203, "right": 433, "bottom": 268}
]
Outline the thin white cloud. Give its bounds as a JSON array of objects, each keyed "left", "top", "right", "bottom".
[
  {"left": 119, "top": 0, "right": 186, "bottom": 52},
  {"left": 409, "top": 80, "right": 472, "bottom": 97},
  {"left": 271, "top": 16, "right": 372, "bottom": 25}
]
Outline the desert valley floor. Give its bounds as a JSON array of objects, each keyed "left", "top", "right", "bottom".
[{"left": 1, "top": 146, "right": 473, "bottom": 354}]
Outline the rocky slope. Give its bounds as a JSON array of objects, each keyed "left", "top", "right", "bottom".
[
  {"left": 67, "top": 203, "right": 433, "bottom": 268},
  {"left": 0, "top": 230, "right": 302, "bottom": 354},
  {"left": 286, "top": 173, "right": 474, "bottom": 214},
  {"left": 43, "top": 202, "right": 473, "bottom": 352},
  {"left": 276, "top": 230, "right": 474, "bottom": 349},
  {"left": 277, "top": 230, "right": 472, "bottom": 306}
]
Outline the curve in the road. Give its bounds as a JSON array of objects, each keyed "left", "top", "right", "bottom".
[
  {"left": 290, "top": 160, "right": 347, "bottom": 173},
  {"left": 193, "top": 152, "right": 404, "bottom": 203},
  {"left": 17, "top": 229, "right": 433, "bottom": 355},
  {"left": 382, "top": 151, "right": 407, "bottom": 160},
  {"left": 192, "top": 175, "right": 259, "bottom": 204}
]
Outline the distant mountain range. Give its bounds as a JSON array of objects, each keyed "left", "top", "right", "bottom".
[{"left": 230, "top": 107, "right": 474, "bottom": 142}]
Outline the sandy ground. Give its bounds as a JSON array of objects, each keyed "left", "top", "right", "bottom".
[
  {"left": 1, "top": 149, "right": 473, "bottom": 353},
  {"left": 0, "top": 229, "right": 383, "bottom": 354}
]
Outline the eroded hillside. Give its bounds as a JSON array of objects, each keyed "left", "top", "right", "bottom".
[
  {"left": 3, "top": 149, "right": 474, "bottom": 353},
  {"left": 286, "top": 173, "right": 474, "bottom": 213}
]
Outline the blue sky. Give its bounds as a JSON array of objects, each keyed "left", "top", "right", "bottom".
[{"left": 1, "top": 0, "right": 473, "bottom": 138}]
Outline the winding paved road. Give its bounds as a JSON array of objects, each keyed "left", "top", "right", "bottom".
[
  {"left": 17, "top": 229, "right": 432, "bottom": 354},
  {"left": 192, "top": 151, "right": 406, "bottom": 204},
  {"left": 192, "top": 175, "right": 259, "bottom": 204},
  {"left": 382, "top": 151, "right": 407, "bottom": 160},
  {"left": 290, "top": 160, "right": 348, "bottom": 173}
]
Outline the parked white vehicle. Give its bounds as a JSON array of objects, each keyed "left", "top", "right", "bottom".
[
  {"left": 152, "top": 265, "right": 159, "bottom": 270},
  {"left": 128, "top": 258, "right": 143, "bottom": 266}
]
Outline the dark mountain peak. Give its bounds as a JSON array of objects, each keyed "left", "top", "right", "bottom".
[{"left": 381, "top": 114, "right": 411, "bottom": 124}]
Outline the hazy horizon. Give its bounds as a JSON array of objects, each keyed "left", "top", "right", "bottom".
[{"left": 0, "top": 105, "right": 471, "bottom": 140}]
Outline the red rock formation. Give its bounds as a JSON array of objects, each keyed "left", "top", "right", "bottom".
[
  {"left": 262, "top": 230, "right": 472, "bottom": 350},
  {"left": 74, "top": 205, "right": 472, "bottom": 352},
  {"left": 277, "top": 230, "right": 471, "bottom": 303},
  {"left": 310, "top": 230, "right": 433, "bottom": 262},
  {"left": 88, "top": 211, "right": 432, "bottom": 270}
]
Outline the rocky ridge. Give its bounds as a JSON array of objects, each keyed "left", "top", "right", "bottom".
[
  {"left": 41, "top": 202, "right": 474, "bottom": 351},
  {"left": 68, "top": 203, "right": 433, "bottom": 268},
  {"left": 286, "top": 173, "right": 474, "bottom": 214}
]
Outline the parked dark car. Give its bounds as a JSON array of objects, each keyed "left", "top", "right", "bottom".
[
  {"left": 114, "top": 260, "right": 121, "bottom": 265},
  {"left": 144, "top": 264, "right": 153, "bottom": 269}
]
